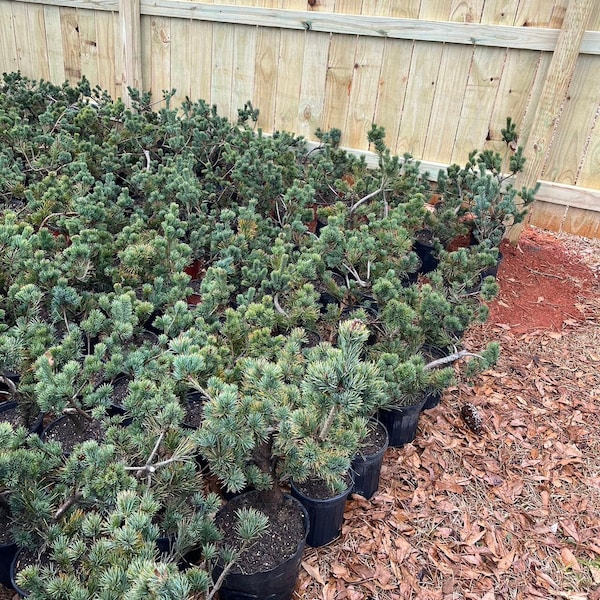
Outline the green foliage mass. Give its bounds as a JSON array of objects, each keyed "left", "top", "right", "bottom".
[{"left": 0, "top": 73, "right": 522, "bottom": 596}]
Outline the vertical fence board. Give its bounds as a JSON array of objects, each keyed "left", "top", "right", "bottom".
[
  {"left": 95, "top": 9, "right": 117, "bottom": 98},
  {"left": 322, "top": 33, "right": 356, "bottom": 138},
  {"left": 388, "top": 1, "right": 421, "bottom": 18},
  {"left": 423, "top": 44, "right": 473, "bottom": 164},
  {"left": 562, "top": 206, "right": 600, "bottom": 238},
  {"left": 148, "top": 16, "right": 171, "bottom": 107},
  {"left": 543, "top": 53, "right": 600, "bottom": 187},
  {"left": 60, "top": 7, "right": 82, "bottom": 83},
  {"left": 211, "top": 22, "right": 234, "bottom": 117},
  {"left": 273, "top": 29, "right": 304, "bottom": 133},
  {"left": 10, "top": 2, "right": 32, "bottom": 76},
  {"left": 480, "top": 0, "right": 520, "bottom": 25},
  {"left": 373, "top": 38, "right": 413, "bottom": 149},
  {"left": 418, "top": 2, "right": 452, "bottom": 21},
  {"left": 43, "top": 5, "right": 65, "bottom": 83},
  {"left": 188, "top": 19, "right": 213, "bottom": 105},
  {"left": 78, "top": 9, "right": 98, "bottom": 86},
  {"left": 528, "top": 199, "right": 566, "bottom": 232},
  {"left": 448, "top": 0, "right": 484, "bottom": 23},
  {"left": 0, "top": 3, "right": 18, "bottom": 75},
  {"left": 169, "top": 17, "right": 191, "bottom": 106},
  {"left": 489, "top": 48, "right": 540, "bottom": 143},
  {"left": 253, "top": 24, "right": 279, "bottom": 131},
  {"left": 344, "top": 36, "right": 384, "bottom": 149},
  {"left": 514, "top": 1, "right": 563, "bottom": 27},
  {"left": 297, "top": 30, "right": 329, "bottom": 139},
  {"left": 394, "top": 41, "right": 444, "bottom": 158},
  {"left": 26, "top": 4, "right": 51, "bottom": 81},
  {"left": 231, "top": 24, "right": 257, "bottom": 115},
  {"left": 453, "top": 46, "right": 505, "bottom": 162}
]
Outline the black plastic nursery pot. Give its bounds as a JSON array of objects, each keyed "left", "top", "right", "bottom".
[
  {"left": 0, "top": 538, "right": 18, "bottom": 588},
  {"left": 422, "top": 390, "right": 442, "bottom": 410},
  {"left": 291, "top": 475, "right": 353, "bottom": 548},
  {"left": 41, "top": 414, "right": 105, "bottom": 455},
  {"left": 0, "top": 401, "right": 44, "bottom": 434},
  {"left": 377, "top": 396, "right": 427, "bottom": 447},
  {"left": 414, "top": 229, "right": 440, "bottom": 274},
  {"left": 351, "top": 420, "right": 389, "bottom": 500},
  {"left": 214, "top": 493, "right": 310, "bottom": 600},
  {"left": 10, "top": 547, "right": 34, "bottom": 597}
]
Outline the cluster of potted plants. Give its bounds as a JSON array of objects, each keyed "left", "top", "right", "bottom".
[{"left": 0, "top": 73, "right": 536, "bottom": 598}]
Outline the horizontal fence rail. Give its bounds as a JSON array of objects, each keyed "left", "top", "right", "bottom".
[{"left": 1, "top": 0, "right": 599, "bottom": 238}]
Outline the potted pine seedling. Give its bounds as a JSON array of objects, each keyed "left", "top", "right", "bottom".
[
  {"left": 0, "top": 284, "right": 55, "bottom": 432},
  {"left": 435, "top": 117, "right": 539, "bottom": 250}
]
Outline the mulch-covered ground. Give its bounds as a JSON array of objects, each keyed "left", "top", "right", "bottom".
[
  {"left": 2, "top": 226, "right": 599, "bottom": 600},
  {"left": 296, "top": 226, "right": 600, "bottom": 600}
]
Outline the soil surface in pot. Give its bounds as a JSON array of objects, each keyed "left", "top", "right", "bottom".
[
  {"left": 215, "top": 492, "right": 305, "bottom": 574},
  {"left": 44, "top": 416, "right": 104, "bottom": 454},
  {"left": 111, "top": 377, "right": 131, "bottom": 405},
  {"left": 182, "top": 392, "right": 205, "bottom": 428},
  {"left": 356, "top": 420, "right": 387, "bottom": 456},
  {"left": 293, "top": 472, "right": 353, "bottom": 501},
  {"left": 0, "top": 404, "right": 41, "bottom": 431}
]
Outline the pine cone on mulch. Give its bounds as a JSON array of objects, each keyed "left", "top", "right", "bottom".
[{"left": 461, "top": 402, "right": 483, "bottom": 434}]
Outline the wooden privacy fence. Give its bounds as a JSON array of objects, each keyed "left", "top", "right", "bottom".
[{"left": 1, "top": 0, "right": 600, "bottom": 238}]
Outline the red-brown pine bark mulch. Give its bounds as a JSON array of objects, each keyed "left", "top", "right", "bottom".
[{"left": 296, "top": 226, "right": 600, "bottom": 600}]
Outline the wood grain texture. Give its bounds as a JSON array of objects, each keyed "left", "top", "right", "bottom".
[
  {"left": 0, "top": 3, "right": 19, "bottom": 75},
  {"left": 509, "top": 0, "right": 595, "bottom": 242},
  {"left": 543, "top": 53, "right": 600, "bottom": 188}
]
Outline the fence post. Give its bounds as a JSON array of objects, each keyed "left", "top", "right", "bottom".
[
  {"left": 508, "top": 0, "right": 595, "bottom": 244},
  {"left": 120, "top": 0, "right": 143, "bottom": 107}
]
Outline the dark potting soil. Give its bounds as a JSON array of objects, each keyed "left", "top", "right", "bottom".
[
  {"left": 0, "top": 506, "right": 12, "bottom": 545},
  {"left": 356, "top": 421, "right": 387, "bottom": 456},
  {"left": 44, "top": 417, "right": 104, "bottom": 454},
  {"left": 215, "top": 492, "right": 305, "bottom": 575},
  {"left": 293, "top": 472, "right": 352, "bottom": 501},
  {"left": 12, "top": 547, "right": 53, "bottom": 593},
  {"left": 0, "top": 405, "right": 23, "bottom": 429},
  {"left": 111, "top": 377, "right": 131, "bottom": 405},
  {"left": 182, "top": 392, "right": 205, "bottom": 428}
]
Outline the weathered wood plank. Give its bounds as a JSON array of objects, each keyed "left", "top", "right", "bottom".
[
  {"left": 509, "top": 0, "right": 595, "bottom": 242},
  {"left": 95, "top": 8, "right": 117, "bottom": 97},
  {"left": 296, "top": 30, "right": 329, "bottom": 140},
  {"left": 43, "top": 4, "right": 66, "bottom": 82},
  {"left": 169, "top": 15, "right": 191, "bottom": 106},
  {"left": 0, "top": 3, "right": 19, "bottom": 75},
  {"left": 395, "top": 40, "right": 443, "bottom": 158},
  {"left": 11, "top": 0, "right": 600, "bottom": 54},
  {"left": 148, "top": 15, "right": 171, "bottom": 107},
  {"left": 10, "top": 1, "right": 33, "bottom": 76},
  {"left": 120, "top": 0, "right": 142, "bottom": 103},
  {"left": 60, "top": 6, "right": 82, "bottom": 83},
  {"left": 561, "top": 206, "right": 600, "bottom": 238},
  {"left": 231, "top": 24, "right": 257, "bottom": 115},
  {"left": 188, "top": 19, "right": 213, "bottom": 104},
  {"left": 77, "top": 8, "right": 99, "bottom": 84},
  {"left": 423, "top": 44, "right": 473, "bottom": 164},
  {"left": 211, "top": 21, "right": 234, "bottom": 117},
  {"left": 372, "top": 38, "right": 413, "bottom": 149},
  {"left": 322, "top": 33, "right": 356, "bottom": 138},
  {"left": 344, "top": 35, "right": 385, "bottom": 149},
  {"left": 273, "top": 28, "right": 304, "bottom": 133},
  {"left": 543, "top": 53, "right": 600, "bottom": 188},
  {"left": 527, "top": 199, "right": 565, "bottom": 233},
  {"left": 453, "top": 45, "right": 505, "bottom": 162}
]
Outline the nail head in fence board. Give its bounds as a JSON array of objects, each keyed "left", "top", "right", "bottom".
[{"left": 508, "top": 0, "right": 596, "bottom": 244}]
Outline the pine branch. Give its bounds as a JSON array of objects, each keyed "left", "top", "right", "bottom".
[{"left": 424, "top": 349, "right": 483, "bottom": 370}]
